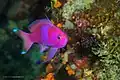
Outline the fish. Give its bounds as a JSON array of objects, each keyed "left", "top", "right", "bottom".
[{"left": 13, "top": 19, "right": 68, "bottom": 63}]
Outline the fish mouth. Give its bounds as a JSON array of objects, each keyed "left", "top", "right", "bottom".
[
  {"left": 60, "top": 43, "right": 68, "bottom": 48},
  {"left": 61, "top": 39, "right": 68, "bottom": 47}
]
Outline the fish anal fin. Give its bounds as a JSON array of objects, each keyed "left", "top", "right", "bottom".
[{"left": 45, "top": 48, "right": 58, "bottom": 62}]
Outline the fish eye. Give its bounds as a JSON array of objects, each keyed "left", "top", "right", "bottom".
[{"left": 57, "top": 35, "right": 61, "bottom": 39}]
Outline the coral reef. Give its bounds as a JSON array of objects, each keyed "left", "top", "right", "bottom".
[
  {"left": 50, "top": 0, "right": 120, "bottom": 80},
  {"left": 92, "top": 37, "right": 120, "bottom": 80},
  {"left": 86, "top": 0, "right": 120, "bottom": 80},
  {"left": 0, "top": 0, "right": 120, "bottom": 80}
]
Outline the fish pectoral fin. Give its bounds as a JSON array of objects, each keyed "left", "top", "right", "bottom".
[
  {"left": 39, "top": 44, "right": 49, "bottom": 54},
  {"left": 45, "top": 48, "right": 58, "bottom": 62},
  {"left": 36, "top": 48, "right": 58, "bottom": 64}
]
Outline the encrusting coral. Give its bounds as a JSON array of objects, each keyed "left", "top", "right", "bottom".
[{"left": 62, "top": 0, "right": 94, "bottom": 20}]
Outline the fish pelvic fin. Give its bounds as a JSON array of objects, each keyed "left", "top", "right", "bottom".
[
  {"left": 39, "top": 44, "right": 49, "bottom": 53},
  {"left": 36, "top": 47, "right": 58, "bottom": 64},
  {"left": 45, "top": 48, "right": 58, "bottom": 62},
  {"left": 18, "top": 30, "right": 33, "bottom": 54}
]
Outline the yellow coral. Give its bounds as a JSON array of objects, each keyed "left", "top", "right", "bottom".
[
  {"left": 45, "top": 73, "right": 55, "bottom": 80},
  {"left": 65, "top": 65, "right": 71, "bottom": 70},
  {"left": 67, "top": 69, "right": 75, "bottom": 76},
  {"left": 66, "top": 65, "right": 75, "bottom": 76},
  {"left": 54, "top": 0, "right": 62, "bottom": 8},
  {"left": 57, "top": 23, "right": 63, "bottom": 28},
  {"left": 84, "top": 69, "right": 93, "bottom": 77}
]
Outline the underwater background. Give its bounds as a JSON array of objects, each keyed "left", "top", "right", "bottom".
[{"left": 0, "top": 0, "right": 120, "bottom": 80}]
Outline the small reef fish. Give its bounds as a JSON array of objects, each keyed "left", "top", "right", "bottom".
[{"left": 13, "top": 19, "right": 68, "bottom": 63}]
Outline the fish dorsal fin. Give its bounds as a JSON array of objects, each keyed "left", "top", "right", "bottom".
[{"left": 28, "top": 19, "right": 53, "bottom": 32}]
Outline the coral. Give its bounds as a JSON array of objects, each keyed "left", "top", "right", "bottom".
[
  {"left": 98, "top": 65, "right": 120, "bottom": 80},
  {"left": 75, "top": 18, "right": 90, "bottom": 29},
  {"left": 92, "top": 37, "right": 120, "bottom": 65},
  {"left": 80, "top": 34, "right": 98, "bottom": 49},
  {"left": 53, "top": 0, "right": 62, "bottom": 8},
  {"left": 72, "top": 32, "right": 98, "bottom": 59},
  {"left": 56, "top": 23, "right": 63, "bottom": 28},
  {"left": 65, "top": 65, "right": 75, "bottom": 76},
  {"left": 88, "top": 2, "right": 120, "bottom": 79},
  {"left": 62, "top": 0, "right": 94, "bottom": 19},
  {"left": 1, "top": 0, "right": 120, "bottom": 80},
  {"left": 73, "top": 57, "right": 88, "bottom": 69},
  {"left": 46, "top": 63, "right": 54, "bottom": 73},
  {"left": 68, "top": 1, "right": 120, "bottom": 80},
  {"left": 63, "top": 20, "right": 74, "bottom": 29},
  {"left": 45, "top": 73, "right": 55, "bottom": 80},
  {"left": 71, "top": 0, "right": 118, "bottom": 29}
]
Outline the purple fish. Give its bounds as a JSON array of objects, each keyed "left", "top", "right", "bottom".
[{"left": 13, "top": 19, "right": 68, "bottom": 62}]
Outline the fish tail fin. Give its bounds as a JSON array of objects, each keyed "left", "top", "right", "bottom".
[
  {"left": 13, "top": 28, "right": 33, "bottom": 54},
  {"left": 19, "top": 30, "right": 33, "bottom": 54}
]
